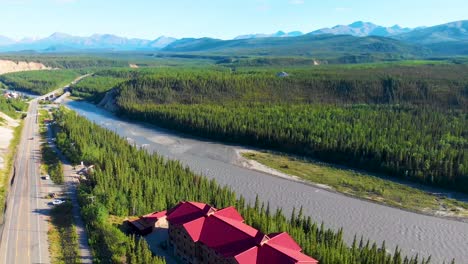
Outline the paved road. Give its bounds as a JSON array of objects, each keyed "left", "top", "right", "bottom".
[
  {"left": 0, "top": 75, "right": 91, "bottom": 263},
  {"left": 0, "top": 100, "right": 50, "bottom": 263}
]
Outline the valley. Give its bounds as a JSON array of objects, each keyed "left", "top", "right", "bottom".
[{"left": 0, "top": 5, "right": 467, "bottom": 263}]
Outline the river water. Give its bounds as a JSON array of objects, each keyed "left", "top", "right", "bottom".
[{"left": 65, "top": 100, "right": 468, "bottom": 264}]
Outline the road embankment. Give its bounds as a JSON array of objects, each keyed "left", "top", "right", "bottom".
[{"left": 0, "top": 112, "right": 22, "bottom": 240}]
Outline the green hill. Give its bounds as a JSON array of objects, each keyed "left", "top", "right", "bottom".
[
  {"left": 394, "top": 20, "right": 468, "bottom": 44},
  {"left": 162, "top": 34, "right": 429, "bottom": 62}
]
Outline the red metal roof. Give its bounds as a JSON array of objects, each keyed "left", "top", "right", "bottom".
[
  {"left": 234, "top": 246, "right": 259, "bottom": 264},
  {"left": 189, "top": 201, "right": 209, "bottom": 210},
  {"left": 143, "top": 210, "right": 167, "bottom": 222},
  {"left": 260, "top": 243, "right": 318, "bottom": 264},
  {"left": 166, "top": 201, "right": 215, "bottom": 225},
  {"left": 199, "top": 215, "right": 261, "bottom": 257},
  {"left": 182, "top": 217, "right": 205, "bottom": 241},
  {"left": 268, "top": 232, "right": 302, "bottom": 252},
  {"left": 163, "top": 201, "right": 318, "bottom": 264},
  {"left": 215, "top": 206, "right": 244, "bottom": 222}
]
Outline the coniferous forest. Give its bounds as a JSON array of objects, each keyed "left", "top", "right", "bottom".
[
  {"left": 53, "top": 108, "right": 433, "bottom": 264},
  {"left": 70, "top": 64, "right": 467, "bottom": 193},
  {"left": 118, "top": 104, "right": 467, "bottom": 192},
  {"left": 0, "top": 70, "right": 80, "bottom": 95}
]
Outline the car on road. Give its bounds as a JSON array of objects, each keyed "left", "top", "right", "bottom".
[
  {"left": 29, "top": 137, "right": 34, "bottom": 140},
  {"left": 52, "top": 199, "right": 65, "bottom": 205},
  {"left": 41, "top": 175, "right": 50, "bottom": 180}
]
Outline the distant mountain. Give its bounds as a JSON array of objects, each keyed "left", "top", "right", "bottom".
[
  {"left": 164, "top": 38, "right": 225, "bottom": 52},
  {"left": 393, "top": 20, "right": 468, "bottom": 44},
  {"left": 234, "top": 31, "right": 303, "bottom": 40},
  {"left": 0, "top": 20, "right": 467, "bottom": 56},
  {"left": 0, "top": 36, "right": 14, "bottom": 46},
  {"left": 0, "top": 33, "right": 174, "bottom": 52},
  {"left": 163, "top": 34, "right": 428, "bottom": 62},
  {"left": 148, "top": 36, "right": 177, "bottom": 49},
  {"left": 33, "top": 33, "right": 151, "bottom": 50},
  {"left": 310, "top": 21, "right": 413, "bottom": 37}
]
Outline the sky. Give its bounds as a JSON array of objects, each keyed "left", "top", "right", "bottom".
[{"left": 1, "top": 0, "right": 467, "bottom": 40}]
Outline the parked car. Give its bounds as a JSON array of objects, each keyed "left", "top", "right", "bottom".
[
  {"left": 52, "top": 199, "right": 65, "bottom": 205},
  {"left": 41, "top": 175, "right": 50, "bottom": 180}
]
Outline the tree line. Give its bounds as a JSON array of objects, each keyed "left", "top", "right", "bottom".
[{"left": 111, "top": 65, "right": 468, "bottom": 108}]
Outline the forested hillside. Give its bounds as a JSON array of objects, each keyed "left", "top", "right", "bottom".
[
  {"left": 0, "top": 70, "right": 80, "bottom": 95},
  {"left": 72, "top": 75, "right": 127, "bottom": 103},
  {"left": 77, "top": 64, "right": 468, "bottom": 107},
  {"left": 53, "top": 108, "right": 432, "bottom": 264}
]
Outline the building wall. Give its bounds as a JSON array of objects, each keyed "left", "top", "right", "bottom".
[
  {"left": 168, "top": 225, "right": 198, "bottom": 263},
  {"left": 197, "top": 244, "right": 236, "bottom": 264}
]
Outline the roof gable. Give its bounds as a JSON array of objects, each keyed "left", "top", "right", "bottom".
[
  {"left": 182, "top": 217, "right": 206, "bottom": 242},
  {"left": 267, "top": 232, "right": 302, "bottom": 251},
  {"left": 234, "top": 246, "right": 258, "bottom": 264},
  {"left": 215, "top": 206, "right": 244, "bottom": 222},
  {"left": 167, "top": 201, "right": 215, "bottom": 225}
]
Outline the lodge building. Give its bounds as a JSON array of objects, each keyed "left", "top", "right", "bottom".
[{"left": 129, "top": 201, "right": 318, "bottom": 264}]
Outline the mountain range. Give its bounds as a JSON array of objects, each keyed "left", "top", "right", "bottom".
[
  {"left": 0, "top": 20, "right": 466, "bottom": 57},
  {"left": 0, "top": 36, "right": 14, "bottom": 46},
  {"left": 309, "top": 21, "right": 414, "bottom": 37},
  {"left": 394, "top": 20, "right": 468, "bottom": 43},
  {"left": 234, "top": 31, "right": 304, "bottom": 40}
]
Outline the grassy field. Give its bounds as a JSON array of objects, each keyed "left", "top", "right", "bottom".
[
  {"left": 48, "top": 201, "right": 80, "bottom": 264},
  {"left": 242, "top": 151, "right": 468, "bottom": 218}
]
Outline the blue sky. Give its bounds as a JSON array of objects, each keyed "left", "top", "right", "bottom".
[{"left": 1, "top": 0, "right": 467, "bottom": 40}]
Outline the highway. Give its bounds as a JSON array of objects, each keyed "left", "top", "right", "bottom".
[
  {"left": 0, "top": 100, "right": 50, "bottom": 263},
  {"left": 0, "top": 75, "right": 91, "bottom": 263}
]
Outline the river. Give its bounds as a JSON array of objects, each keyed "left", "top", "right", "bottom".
[{"left": 65, "top": 100, "right": 468, "bottom": 264}]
